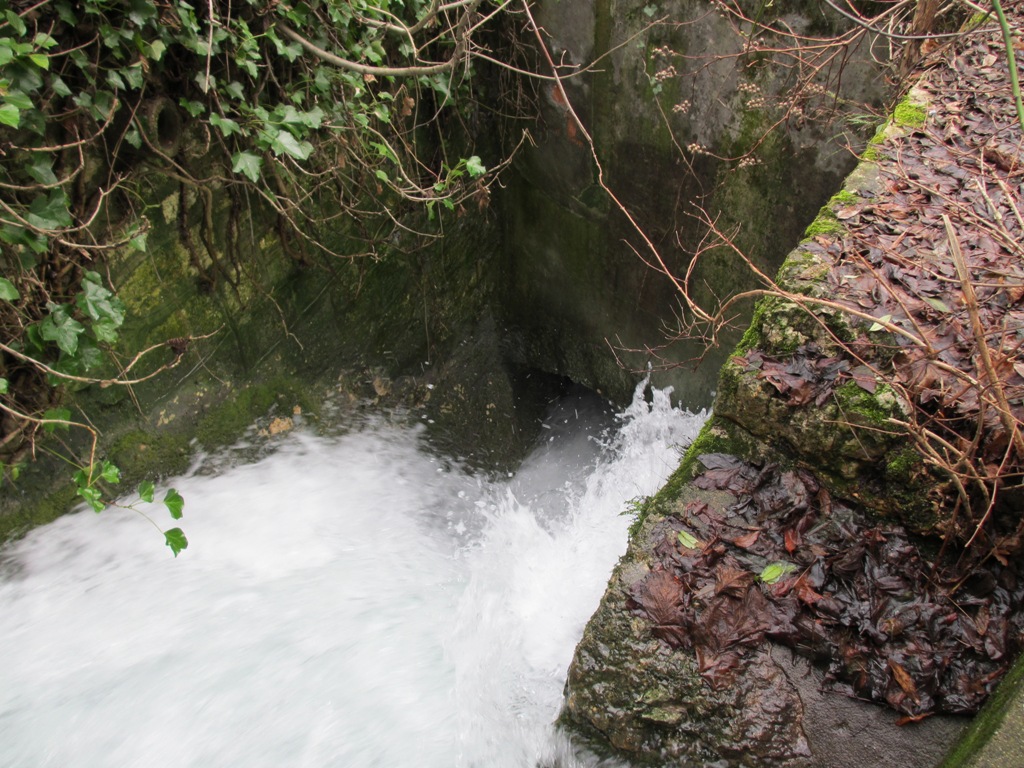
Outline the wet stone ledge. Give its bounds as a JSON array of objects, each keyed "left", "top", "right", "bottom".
[{"left": 561, "top": 12, "right": 1024, "bottom": 767}]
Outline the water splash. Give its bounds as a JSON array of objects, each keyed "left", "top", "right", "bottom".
[{"left": 0, "top": 384, "right": 706, "bottom": 768}]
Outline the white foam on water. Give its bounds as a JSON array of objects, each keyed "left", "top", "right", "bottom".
[{"left": 0, "top": 383, "right": 706, "bottom": 768}]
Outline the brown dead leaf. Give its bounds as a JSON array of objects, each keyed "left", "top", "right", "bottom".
[
  {"left": 733, "top": 530, "right": 760, "bottom": 549},
  {"left": 784, "top": 528, "right": 801, "bottom": 554},
  {"left": 635, "top": 570, "right": 686, "bottom": 627},
  {"left": 715, "top": 566, "right": 755, "bottom": 597},
  {"left": 889, "top": 659, "right": 920, "bottom": 703}
]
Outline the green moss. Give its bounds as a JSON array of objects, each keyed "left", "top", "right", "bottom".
[
  {"left": 893, "top": 98, "right": 927, "bottom": 128},
  {"left": 940, "top": 654, "right": 1024, "bottom": 767},
  {"left": 886, "top": 445, "right": 922, "bottom": 479},
  {"left": 0, "top": 483, "right": 78, "bottom": 545},
  {"left": 802, "top": 188, "right": 859, "bottom": 240},
  {"left": 736, "top": 296, "right": 777, "bottom": 353},
  {"left": 833, "top": 380, "right": 899, "bottom": 426},
  {"left": 962, "top": 11, "right": 992, "bottom": 32},
  {"left": 107, "top": 429, "right": 193, "bottom": 484},
  {"left": 803, "top": 208, "right": 845, "bottom": 240},
  {"left": 830, "top": 189, "right": 858, "bottom": 206}
]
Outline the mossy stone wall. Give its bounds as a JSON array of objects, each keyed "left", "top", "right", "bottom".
[{"left": 500, "top": 0, "right": 885, "bottom": 408}]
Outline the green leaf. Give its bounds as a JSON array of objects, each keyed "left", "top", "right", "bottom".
[
  {"left": 466, "top": 155, "right": 486, "bottom": 178},
  {"left": 76, "top": 271, "right": 125, "bottom": 325},
  {"left": 210, "top": 112, "right": 241, "bottom": 137},
  {"left": 759, "top": 561, "right": 797, "bottom": 584},
  {"left": 91, "top": 317, "right": 120, "bottom": 344},
  {"left": 129, "top": 230, "right": 148, "bottom": 252},
  {"left": 925, "top": 297, "right": 951, "bottom": 313},
  {"left": 0, "top": 277, "right": 18, "bottom": 301},
  {"left": 231, "top": 151, "right": 263, "bottom": 182},
  {"left": 128, "top": 0, "right": 157, "bottom": 25},
  {"left": 180, "top": 98, "right": 205, "bottom": 117},
  {"left": 26, "top": 155, "right": 58, "bottom": 186},
  {"left": 2, "top": 89, "right": 31, "bottom": 111},
  {"left": 77, "top": 485, "right": 105, "bottom": 513},
  {"left": 33, "top": 33, "right": 58, "bottom": 50},
  {"left": 0, "top": 377, "right": 7, "bottom": 393},
  {"left": 26, "top": 190, "right": 72, "bottom": 231},
  {"left": 145, "top": 39, "right": 166, "bottom": 62},
  {"left": 124, "top": 127, "right": 142, "bottom": 149},
  {"left": 138, "top": 480, "right": 155, "bottom": 503},
  {"left": 28, "top": 53, "right": 49, "bottom": 70},
  {"left": 677, "top": 529, "right": 702, "bottom": 550},
  {"left": 0, "top": 103, "right": 19, "bottom": 128},
  {"left": 42, "top": 407, "right": 71, "bottom": 432},
  {"left": 224, "top": 80, "right": 245, "bottom": 100},
  {"left": 270, "top": 131, "right": 313, "bottom": 161},
  {"left": 50, "top": 74, "right": 71, "bottom": 97},
  {"left": 100, "top": 460, "right": 121, "bottom": 484},
  {"left": 374, "top": 169, "right": 389, "bottom": 183},
  {"left": 164, "top": 527, "right": 188, "bottom": 556},
  {"left": 868, "top": 314, "right": 892, "bottom": 333},
  {"left": 39, "top": 306, "right": 84, "bottom": 355},
  {"left": 163, "top": 488, "right": 184, "bottom": 519},
  {"left": 5, "top": 10, "right": 27, "bottom": 36}
]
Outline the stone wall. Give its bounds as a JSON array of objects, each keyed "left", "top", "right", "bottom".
[{"left": 500, "top": 0, "right": 884, "bottom": 407}]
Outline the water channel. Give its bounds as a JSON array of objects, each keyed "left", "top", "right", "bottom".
[{"left": 0, "top": 382, "right": 705, "bottom": 767}]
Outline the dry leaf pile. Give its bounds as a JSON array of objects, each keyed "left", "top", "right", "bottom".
[
  {"left": 767, "top": 21, "right": 1024, "bottom": 558},
  {"left": 631, "top": 454, "right": 1024, "bottom": 718}
]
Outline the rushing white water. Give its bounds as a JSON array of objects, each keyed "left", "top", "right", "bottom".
[{"left": 0, "top": 382, "right": 706, "bottom": 768}]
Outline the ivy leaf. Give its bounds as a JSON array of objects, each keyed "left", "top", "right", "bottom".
[
  {"left": 925, "top": 297, "right": 951, "bottom": 314},
  {"left": 100, "top": 460, "right": 121, "bottom": 484},
  {"left": 223, "top": 80, "right": 245, "bottom": 100},
  {"left": 466, "top": 155, "right": 486, "bottom": 178},
  {"left": 270, "top": 131, "right": 313, "bottom": 161},
  {"left": 0, "top": 103, "right": 19, "bottom": 127},
  {"left": 164, "top": 527, "right": 188, "bottom": 556},
  {"left": 4, "top": 90, "right": 34, "bottom": 112},
  {"left": 26, "top": 155, "right": 58, "bottom": 186},
  {"left": 210, "top": 112, "right": 241, "bottom": 137},
  {"left": 179, "top": 98, "right": 205, "bottom": 117},
  {"left": 129, "top": 230, "right": 148, "bottom": 252},
  {"left": 33, "top": 32, "right": 58, "bottom": 50},
  {"left": 145, "top": 39, "right": 166, "bottom": 62},
  {"left": 128, "top": 0, "right": 157, "bottom": 26},
  {"left": 26, "top": 190, "right": 72, "bottom": 231},
  {"left": 50, "top": 74, "right": 71, "bottom": 97},
  {"left": 77, "top": 485, "right": 105, "bottom": 513},
  {"left": 759, "top": 561, "right": 797, "bottom": 584},
  {"left": 231, "top": 151, "right": 262, "bottom": 182},
  {"left": 138, "top": 480, "right": 155, "bottom": 503},
  {"left": 77, "top": 271, "right": 125, "bottom": 325},
  {"left": 163, "top": 488, "right": 184, "bottom": 519},
  {"left": 91, "top": 317, "right": 120, "bottom": 344},
  {"left": 42, "top": 407, "right": 71, "bottom": 432},
  {"left": 39, "top": 306, "right": 84, "bottom": 355},
  {"left": 677, "top": 529, "right": 702, "bottom": 550},
  {"left": 868, "top": 314, "right": 892, "bottom": 333},
  {"left": 0, "top": 277, "right": 18, "bottom": 301}
]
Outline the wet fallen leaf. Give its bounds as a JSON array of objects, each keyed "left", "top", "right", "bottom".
[
  {"left": 733, "top": 530, "right": 761, "bottom": 548},
  {"left": 759, "top": 561, "right": 797, "bottom": 584},
  {"left": 889, "top": 659, "right": 920, "bottom": 704},
  {"left": 678, "top": 529, "right": 702, "bottom": 550}
]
